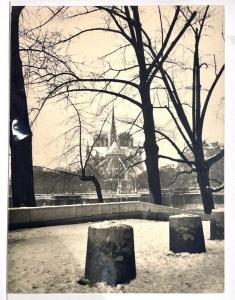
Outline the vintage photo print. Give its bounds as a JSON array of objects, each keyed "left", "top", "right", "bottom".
[{"left": 2, "top": 1, "right": 233, "bottom": 299}]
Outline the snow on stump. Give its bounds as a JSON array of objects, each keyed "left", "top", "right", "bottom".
[
  {"left": 210, "top": 208, "right": 224, "bottom": 240},
  {"left": 85, "top": 221, "right": 136, "bottom": 286},
  {"left": 169, "top": 214, "right": 206, "bottom": 253}
]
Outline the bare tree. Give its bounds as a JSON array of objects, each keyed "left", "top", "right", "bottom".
[
  {"left": 20, "top": 6, "right": 197, "bottom": 205},
  {"left": 10, "top": 6, "right": 36, "bottom": 207},
  {"left": 60, "top": 100, "right": 114, "bottom": 203},
  {"left": 154, "top": 6, "right": 224, "bottom": 214}
]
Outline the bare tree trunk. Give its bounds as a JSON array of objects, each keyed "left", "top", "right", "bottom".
[
  {"left": 10, "top": 6, "right": 36, "bottom": 207},
  {"left": 80, "top": 175, "right": 103, "bottom": 203},
  {"left": 194, "top": 142, "right": 215, "bottom": 214},
  {"left": 142, "top": 102, "right": 162, "bottom": 205},
  {"left": 129, "top": 7, "right": 162, "bottom": 205},
  {"left": 196, "top": 167, "right": 214, "bottom": 214}
]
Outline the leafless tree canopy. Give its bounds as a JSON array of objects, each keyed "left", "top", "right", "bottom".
[{"left": 17, "top": 5, "right": 224, "bottom": 212}]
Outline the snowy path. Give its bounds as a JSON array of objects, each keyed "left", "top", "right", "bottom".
[{"left": 8, "top": 219, "right": 224, "bottom": 293}]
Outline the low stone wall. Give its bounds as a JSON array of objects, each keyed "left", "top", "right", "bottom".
[{"left": 8, "top": 201, "right": 210, "bottom": 230}]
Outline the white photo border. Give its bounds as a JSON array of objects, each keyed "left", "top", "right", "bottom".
[{"left": 1, "top": 1, "right": 234, "bottom": 299}]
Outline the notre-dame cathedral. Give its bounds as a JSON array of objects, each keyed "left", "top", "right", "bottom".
[{"left": 87, "top": 108, "right": 144, "bottom": 193}]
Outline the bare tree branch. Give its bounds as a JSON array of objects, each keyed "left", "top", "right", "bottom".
[
  {"left": 168, "top": 169, "right": 196, "bottom": 186},
  {"left": 207, "top": 149, "right": 224, "bottom": 168},
  {"left": 200, "top": 64, "right": 225, "bottom": 131},
  {"left": 210, "top": 183, "right": 224, "bottom": 193}
]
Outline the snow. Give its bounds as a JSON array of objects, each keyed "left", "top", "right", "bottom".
[
  {"left": 90, "top": 220, "right": 130, "bottom": 229},
  {"left": 8, "top": 219, "right": 224, "bottom": 293},
  {"left": 170, "top": 214, "right": 197, "bottom": 218},
  {"left": 213, "top": 207, "right": 224, "bottom": 212}
]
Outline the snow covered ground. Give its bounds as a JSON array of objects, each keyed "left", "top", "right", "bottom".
[{"left": 8, "top": 219, "right": 224, "bottom": 293}]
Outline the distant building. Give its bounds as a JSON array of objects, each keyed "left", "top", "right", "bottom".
[
  {"left": 93, "top": 133, "right": 109, "bottom": 147},
  {"left": 88, "top": 107, "right": 144, "bottom": 193}
]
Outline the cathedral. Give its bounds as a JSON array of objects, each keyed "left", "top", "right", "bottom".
[{"left": 87, "top": 108, "right": 144, "bottom": 194}]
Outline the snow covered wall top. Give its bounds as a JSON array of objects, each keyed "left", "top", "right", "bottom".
[{"left": 8, "top": 201, "right": 210, "bottom": 229}]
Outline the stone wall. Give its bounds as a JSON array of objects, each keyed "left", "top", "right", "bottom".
[
  {"left": 8, "top": 192, "right": 224, "bottom": 210},
  {"left": 8, "top": 201, "right": 210, "bottom": 230}
]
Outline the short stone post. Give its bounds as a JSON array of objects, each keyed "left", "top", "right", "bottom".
[
  {"left": 85, "top": 221, "right": 136, "bottom": 285},
  {"left": 169, "top": 214, "right": 206, "bottom": 253},
  {"left": 210, "top": 208, "right": 224, "bottom": 240}
]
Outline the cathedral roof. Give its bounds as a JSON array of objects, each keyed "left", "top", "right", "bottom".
[
  {"left": 90, "top": 105, "right": 143, "bottom": 181},
  {"left": 107, "top": 141, "right": 126, "bottom": 155}
]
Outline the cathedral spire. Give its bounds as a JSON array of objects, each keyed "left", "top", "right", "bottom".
[{"left": 110, "top": 105, "right": 117, "bottom": 146}]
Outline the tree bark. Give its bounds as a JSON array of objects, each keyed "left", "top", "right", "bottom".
[
  {"left": 196, "top": 167, "right": 215, "bottom": 214},
  {"left": 10, "top": 6, "right": 36, "bottom": 207},
  {"left": 194, "top": 142, "right": 215, "bottom": 214},
  {"left": 80, "top": 175, "right": 103, "bottom": 203},
  {"left": 141, "top": 90, "right": 162, "bottom": 205},
  {"left": 129, "top": 7, "right": 162, "bottom": 205}
]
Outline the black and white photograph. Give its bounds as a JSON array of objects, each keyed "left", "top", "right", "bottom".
[{"left": 2, "top": 0, "right": 234, "bottom": 298}]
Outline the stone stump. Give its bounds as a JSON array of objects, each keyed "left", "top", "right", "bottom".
[
  {"left": 169, "top": 214, "right": 206, "bottom": 253},
  {"left": 210, "top": 208, "right": 224, "bottom": 240},
  {"left": 85, "top": 221, "right": 136, "bottom": 285}
]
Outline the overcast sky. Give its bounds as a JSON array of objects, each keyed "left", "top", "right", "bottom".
[{"left": 20, "top": 5, "right": 224, "bottom": 169}]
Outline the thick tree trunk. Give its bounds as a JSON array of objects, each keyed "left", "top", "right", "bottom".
[
  {"left": 81, "top": 175, "right": 103, "bottom": 203},
  {"left": 10, "top": 6, "right": 36, "bottom": 207},
  {"left": 129, "top": 8, "right": 162, "bottom": 205},
  {"left": 196, "top": 167, "right": 214, "bottom": 214},
  {"left": 194, "top": 142, "right": 215, "bottom": 214},
  {"left": 10, "top": 138, "right": 36, "bottom": 207},
  {"left": 141, "top": 91, "right": 162, "bottom": 205}
]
